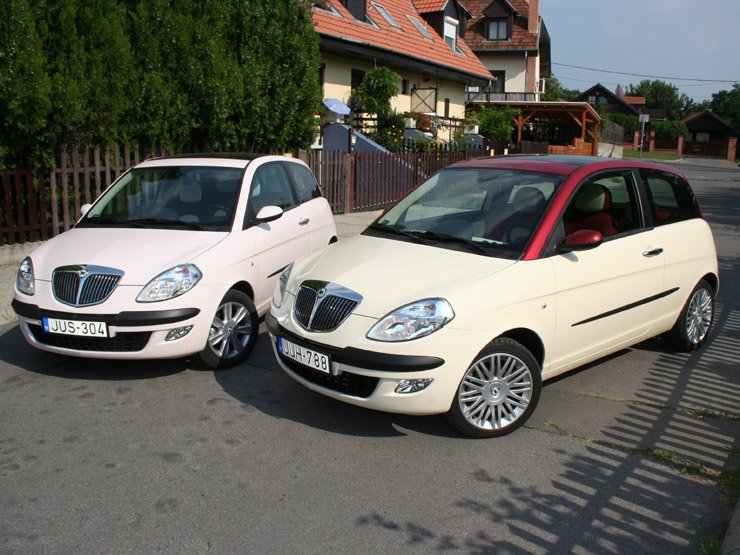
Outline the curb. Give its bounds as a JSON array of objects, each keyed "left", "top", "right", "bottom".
[{"left": 721, "top": 500, "right": 740, "bottom": 555}]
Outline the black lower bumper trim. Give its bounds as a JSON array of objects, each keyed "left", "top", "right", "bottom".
[
  {"left": 11, "top": 299, "right": 200, "bottom": 326},
  {"left": 270, "top": 317, "right": 444, "bottom": 373}
]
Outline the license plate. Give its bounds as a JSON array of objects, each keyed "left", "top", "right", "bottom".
[
  {"left": 43, "top": 317, "right": 108, "bottom": 338},
  {"left": 278, "top": 337, "right": 331, "bottom": 374}
]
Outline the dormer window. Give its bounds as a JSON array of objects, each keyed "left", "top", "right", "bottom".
[
  {"left": 486, "top": 18, "right": 509, "bottom": 40},
  {"left": 443, "top": 16, "right": 458, "bottom": 49}
]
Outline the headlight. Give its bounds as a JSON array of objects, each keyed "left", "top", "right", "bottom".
[
  {"left": 16, "top": 257, "right": 35, "bottom": 295},
  {"left": 136, "top": 264, "right": 202, "bottom": 302},
  {"left": 367, "top": 298, "right": 454, "bottom": 342},
  {"left": 272, "top": 263, "right": 293, "bottom": 308}
]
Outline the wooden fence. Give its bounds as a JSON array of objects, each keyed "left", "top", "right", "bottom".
[{"left": 1, "top": 144, "right": 488, "bottom": 246}]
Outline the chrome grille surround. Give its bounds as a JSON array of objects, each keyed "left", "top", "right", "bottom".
[
  {"left": 52, "top": 265, "right": 124, "bottom": 307},
  {"left": 293, "top": 280, "right": 362, "bottom": 332}
]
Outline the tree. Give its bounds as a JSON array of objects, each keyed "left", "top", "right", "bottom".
[
  {"left": 0, "top": 0, "right": 51, "bottom": 166},
  {"left": 472, "top": 106, "right": 519, "bottom": 142},
  {"left": 710, "top": 84, "right": 740, "bottom": 132},
  {"left": 542, "top": 76, "right": 579, "bottom": 101},
  {"left": 626, "top": 79, "right": 694, "bottom": 120},
  {"left": 354, "top": 66, "right": 400, "bottom": 116}
]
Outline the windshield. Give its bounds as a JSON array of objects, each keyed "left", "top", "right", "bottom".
[
  {"left": 78, "top": 166, "right": 245, "bottom": 231},
  {"left": 365, "top": 168, "right": 564, "bottom": 258}
]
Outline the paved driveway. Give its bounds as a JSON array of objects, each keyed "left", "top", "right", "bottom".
[{"left": 1, "top": 159, "right": 738, "bottom": 553}]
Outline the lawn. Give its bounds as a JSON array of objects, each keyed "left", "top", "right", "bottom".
[{"left": 623, "top": 150, "right": 681, "bottom": 161}]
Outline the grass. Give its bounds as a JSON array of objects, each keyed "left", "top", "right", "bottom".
[{"left": 623, "top": 149, "right": 681, "bottom": 161}]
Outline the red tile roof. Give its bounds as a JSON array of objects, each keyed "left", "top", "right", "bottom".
[
  {"left": 414, "top": 0, "right": 447, "bottom": 12},
  {"left": 312, "top": 0, "right": 492, "bottom": 81},
  {"left": 622, "top": 95, "right": 646, "bottom": 106},
  {"left": 463, "top": 0, "right": 540, "bottom": 51}
]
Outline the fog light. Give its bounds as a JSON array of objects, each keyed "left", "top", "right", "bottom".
[
  {"left": 395, "top": 378, "right": 433, "bottom": 394},
  {"left": 165, "top": 326, "right": 193, "bottom": 341}
]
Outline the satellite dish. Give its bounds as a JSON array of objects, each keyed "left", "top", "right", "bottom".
[{"left": 322, "top": 98, "right": 351, "bottom": 115}]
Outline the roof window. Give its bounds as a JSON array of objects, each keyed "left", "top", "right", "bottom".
[
  {"left": 372, "top": 3, "right": 400, "bottom": 27},
  {"left": 407, "top": 15, "right": 432, "bottom": 38}
]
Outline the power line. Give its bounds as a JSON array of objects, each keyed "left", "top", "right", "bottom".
[{"left": 553, "top": 63, "right": 739, "bottom": 83}]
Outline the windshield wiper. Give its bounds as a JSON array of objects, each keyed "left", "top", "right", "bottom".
[
  {"left": 366, "top": 223, "right": 424, "bottom": 243},
  {"left": 118, "top": 218, "right": 206, "bottom": 231},
  {"left": 414, "top": 231, "right": 491, "bottom": 256}
]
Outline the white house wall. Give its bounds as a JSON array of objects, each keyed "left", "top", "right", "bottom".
[{"left": 322, "top": 54, "right": 468, "bottom": 119}]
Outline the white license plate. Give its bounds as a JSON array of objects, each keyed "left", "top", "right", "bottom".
[
  {"left": 43, "top": 317, "right": 108, "bottom": 338},
  {"left": 278, "top": 337, "right": 331, "bottom": 374}
]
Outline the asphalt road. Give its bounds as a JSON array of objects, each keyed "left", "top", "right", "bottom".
[{"left": 1, "top": 159, "right": 738, "bottom": 553}]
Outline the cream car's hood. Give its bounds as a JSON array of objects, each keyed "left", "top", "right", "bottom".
[
  {"left": 29, "top": 227, "right": 227, "bottom": 284},
  {"left": 292, "top": 234, "right": 516, "bottom": 317}
]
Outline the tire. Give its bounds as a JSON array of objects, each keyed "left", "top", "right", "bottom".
[
  {"left": 197, "top": 289, "right": 258, "bottom": 369},
  {"left": 666, "top": 279, "right": 714, "bottom": 352},
  {"left": 447, "top": 337, "right": 541, "bottom": 438}
]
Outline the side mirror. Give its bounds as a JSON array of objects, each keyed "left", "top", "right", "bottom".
[
  {"left": 80, "top": 203, "right": 92, "bottom": 217},
  {"left": 255, "top": 205, "right": 284, "bottom": 224},
  {"left": 557, "top": 229, "right": 603, "bottom": 253}
]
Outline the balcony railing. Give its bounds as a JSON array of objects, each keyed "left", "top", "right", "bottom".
[{"left": 466, "top": 91, "right": 542, "bottom": 104}]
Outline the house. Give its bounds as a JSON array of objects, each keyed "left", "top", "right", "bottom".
[
  {"left": 312, "top": 0, "right": 493, "bottom": 121},
  {"left": 575, "top": 84, "right": 640, "bottom": 116},
  {"left": 681, "top": 110, "right": 738, "bottom": 160},
  {"left": 461, "top": 0, "right": 551, "bottom": 101},
  {"left": 576, "top": 84, "right": 666, "bottom": 121}
]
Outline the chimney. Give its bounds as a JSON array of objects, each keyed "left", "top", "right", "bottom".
[{"left": 528, "top": 0, "right": 539, "bottom": 33}]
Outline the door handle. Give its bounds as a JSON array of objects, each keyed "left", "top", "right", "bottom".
[
  {"left": 298, "top": 217, "right": 310, "bottom": 226},
  {"left": 643, "top": 248, "right": 664, "bottom": 257}
]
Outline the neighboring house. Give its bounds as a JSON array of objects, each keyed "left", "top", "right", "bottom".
[
  {"left": 682, "top": 110, "right": 738, "bottom": 141},
  {"left": 575, "top": 84, "right": 640, "bottom": 116},
  {"left": 462, "top": 0, "right": 551, "bottom": 101},
  {"left": 312, "top": 0, "right": 493, "bottom": 120},
  {"left": 577, "top": 84, "right": 666, "bottom": 121}
]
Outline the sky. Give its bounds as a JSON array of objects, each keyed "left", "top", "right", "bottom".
[{"left": 538, "top": 0, "right": 740, "bottom": 103}]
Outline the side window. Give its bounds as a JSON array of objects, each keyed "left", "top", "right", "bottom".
[
  {"left": 248, "top": 163, "right": 297, "bottom": 217},
  {"left": 640, "top": 170, "right": 701, "bottom": 226},
  {"left": 562, "top": 171, "right": 641, "bottom": 239},
  {"left": 286, "top": 163, "right": 322, "bottom": 203}
]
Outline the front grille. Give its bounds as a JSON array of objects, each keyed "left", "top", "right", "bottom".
[
  {"left": 294, "top": 281, "right": 361, "bottom": 332},
  {"left": 281, "top": 357, "right": 379, "bottom": 398},
  {"left": 29, "top": 325, "right": 151, "bottom": 352},
  {"left": 52, "top": 265, "right": 123, "bottom": 307}
]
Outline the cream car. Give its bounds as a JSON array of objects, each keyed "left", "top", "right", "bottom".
[
  {"left": 12, "top": 154, "right": 336, "bottom": 368},
  {"left": 268, "top": 156, "right": 718, "bottom": 437}
]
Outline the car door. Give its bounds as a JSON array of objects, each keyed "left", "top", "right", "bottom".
[
  {"left": 548, "top": 169, "right": 666, "bottom": 373},
  {"left": 244, "top": 161, "right": 311, "bottom": 312},
  {"left": 283, "top": 161, "right": 335, "bottom": 250}
]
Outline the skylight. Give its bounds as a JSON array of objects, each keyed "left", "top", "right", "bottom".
[
  {"left": 371, "top": 3, "right": 400, "bottom": 27},
  {"left": 407, "top": 15, "right": 432, "bottom": 38}
]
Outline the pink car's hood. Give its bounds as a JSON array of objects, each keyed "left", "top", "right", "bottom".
[{"left": 30, "top": 228, "right": 227, "bottom": 285}]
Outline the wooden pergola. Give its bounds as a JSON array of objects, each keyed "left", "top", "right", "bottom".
[{"left": 468, "top": 100, "right": 602, "bottom": 153}]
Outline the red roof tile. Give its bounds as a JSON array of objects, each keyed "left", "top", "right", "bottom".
[
  {"left": 313, "top": 0, "right": 492, "bottom": 81},
  {"left": 463, "top": 0, "right": 540, "bottom": 52},
  {"left": 414, "top": 0, "right": 447, "bottom": 12},
  {"left": 622, "top": 95, "right": 646, "bottom": 105}
]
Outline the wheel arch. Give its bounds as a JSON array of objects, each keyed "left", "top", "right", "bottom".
[
  {"left": 701, "top": 272, "right": 719, "bottom": 294},
  {"left": 497, "top": 328, "right": 545, "bottom": 370},
  {"left": 229, "top": 280, "right": 255, "bottom": 301}
]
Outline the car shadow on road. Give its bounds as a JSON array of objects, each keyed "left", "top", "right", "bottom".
[
  {"left": 0, "top": 324, "right": 188, "bottom": 380},
  {"left": 214, "top": 329, "right": 461, "bottom": 439}
]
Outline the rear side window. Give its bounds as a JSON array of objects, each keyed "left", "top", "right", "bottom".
[
  {"left": 640, "top": 170, "right": 701, "bottom": 226},
  {"left": 286, "top": 163, "right": 322, "bottom": 203}
]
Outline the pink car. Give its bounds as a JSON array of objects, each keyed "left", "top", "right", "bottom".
[{"left": 12, "top": 155, "right": 337, "bottom": 368}]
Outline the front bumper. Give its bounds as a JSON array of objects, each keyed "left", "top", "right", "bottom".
[
  {"left": 266, "top": 310, "right": 492, "bottom": 416},
  {"left": 11, "top": 281, "right": 220, "bottom": 360}
]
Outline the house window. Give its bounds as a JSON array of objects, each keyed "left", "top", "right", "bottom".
[
  {"left": 444, "top": 98, "right": 450, "bottom": 118},
  {"left": 491, "top": 71, "right": 505, "bottom": 93},
  {"left": 371, "top": 2, "right": 400, "bottom": 27},
  {"left": 401, "top": 79, "right": 409, "bottom": 95},
  {"left": 443, "top": 16, "right": 458, "bottom": 49},
  {"left": 487, "top": 18, "right": 508, "bottom": 40}
]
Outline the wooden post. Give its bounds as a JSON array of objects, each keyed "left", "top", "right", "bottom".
[
  {"left": 2, "top": 172, "right": 16, "bottom": 245},
  {"left": 677, "top": 136, "right": 684, "bottom": 157},
  {"left": 61, "top": 147, "right": 70, "bottom": 231},
  {"left": 343, "top": 152, "right": 355, "bottom": 214},
  {"left": 50, "top": 170, "right": 59, "bottom": 238}
]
